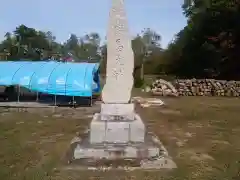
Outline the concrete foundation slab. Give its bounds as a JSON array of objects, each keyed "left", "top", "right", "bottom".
[{"left": 65, "top": 130, "right": 176, "bottom": 169}]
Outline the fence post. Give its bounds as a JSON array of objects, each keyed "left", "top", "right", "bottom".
[{"left": 17, "top": 85, "right": 20, "bottom": 103}]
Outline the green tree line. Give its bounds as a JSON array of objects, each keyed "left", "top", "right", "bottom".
[
  {"left": 0, "top": 0, "right": 240, "bottom": 81},
  {"left": 165, "top": 0, "right": 240, "bottom": 80},
  {"left": 0, "top": 25, "right": 163, "bottom": 77}
]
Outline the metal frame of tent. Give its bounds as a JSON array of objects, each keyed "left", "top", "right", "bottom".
[{"left": 0, "top": 61, "right": 100, "bottom": 108}]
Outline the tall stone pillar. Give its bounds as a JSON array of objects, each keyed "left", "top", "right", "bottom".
[{"left": 69, "top": 0, "right": 176, "bottom": 170}]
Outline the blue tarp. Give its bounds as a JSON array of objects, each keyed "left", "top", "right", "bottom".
[{"left": 0, "top": 61, "right": 100, "bottom": 97}]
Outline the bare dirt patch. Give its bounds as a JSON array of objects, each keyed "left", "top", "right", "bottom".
[{"left": 158, "top": 108, "right": 181, "bottom": 115}]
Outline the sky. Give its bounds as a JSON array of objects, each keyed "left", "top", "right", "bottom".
[{"left": 0, "top": 0, "right": 187, "bottom": 48}]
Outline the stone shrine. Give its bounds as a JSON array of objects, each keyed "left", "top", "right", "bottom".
[{"left": 67, "top": 0, "right": 176, "bottom": 169}]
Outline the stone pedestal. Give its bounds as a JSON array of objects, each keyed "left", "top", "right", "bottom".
[
  {"left": 90, "top": 103, "right": 144, "bottom": 144},
  {"left": 66, "top": 103, "right": 176, "bottom": 169},
  {"left": 90, "top": 113, "right": 145, "bottom": 144},
  {"left": 100, "top": 103, "right": 135, "bottom": 120}
]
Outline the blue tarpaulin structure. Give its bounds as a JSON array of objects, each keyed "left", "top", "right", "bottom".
[{"left": 0, "top": 61, "right": 100, "bottom": 97}]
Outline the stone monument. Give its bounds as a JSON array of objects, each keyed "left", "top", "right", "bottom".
[{"left": 67, "top": 0, "right": 176, "bottom": 169}]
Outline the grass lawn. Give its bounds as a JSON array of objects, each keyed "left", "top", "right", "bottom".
[{"left": 0, "top": 95, "right": 240, "bottom": 179}]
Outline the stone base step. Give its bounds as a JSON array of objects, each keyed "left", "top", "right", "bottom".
[{"left": 64, "top": 132, "right": 176, "bottom": 169}]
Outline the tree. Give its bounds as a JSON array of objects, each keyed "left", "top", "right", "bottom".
[
  {"left": 0, "top": 25, "right": 58, "bottom": 60},
  {"left": 162, "top": 0, "right": 240, "bottom": 79},
  {"left": 62, "top": 32, "right": 102, "bottom": 62},
  {"left": 0, "top": 24, "right": 164, "bottom": 79},
  {"left": 80, "top": 33, "right": 101, "bottom": 61},
  {"left": 132, "top": 29, "right": 162, "bottom": 84}
]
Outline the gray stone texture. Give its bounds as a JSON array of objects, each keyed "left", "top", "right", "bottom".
[
  {"left": 65, "top": 0, "right": 175, "bottom": 169},
  {"left": 102, "top": 0, "right": 134, "bottom": 104},
  {"left": 90, "top": 113, "right": 145, "bottom": 144}
]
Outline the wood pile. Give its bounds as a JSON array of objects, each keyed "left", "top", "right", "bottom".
[
  {"left": 151, "top": 79, "right": 178, "bottom": 97},
  {"left": 151, "top": 79, "right": 240, "bottom": 97}
]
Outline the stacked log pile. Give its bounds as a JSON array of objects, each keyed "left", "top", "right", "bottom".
[
  {"left": 151, "top": 79, "right": 240, "bottom": 97},
  {"left": 151, "top": 79, "right": 178, "bottom": 97}
]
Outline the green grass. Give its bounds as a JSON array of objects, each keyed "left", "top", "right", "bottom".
[{"left": 0, "top": 96, "right": 240, "bottom": 179}]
